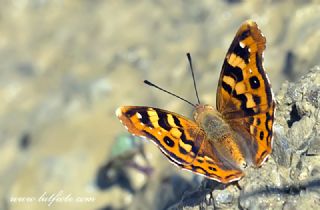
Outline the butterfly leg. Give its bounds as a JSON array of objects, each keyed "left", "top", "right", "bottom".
[{"left": 234, "top": 181, "right": 242, "bottom": 191}]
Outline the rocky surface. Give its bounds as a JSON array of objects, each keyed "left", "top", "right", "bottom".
[{"left": 0, "top": 1, "right": 319, "bottom": 210}]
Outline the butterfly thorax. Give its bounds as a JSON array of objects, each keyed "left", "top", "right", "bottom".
[
  {"left": 194, "top": 104, "right": 247, "bottom": 169},
  {"left": 194, "top": 104, "right": 229, "bottom": 139}
]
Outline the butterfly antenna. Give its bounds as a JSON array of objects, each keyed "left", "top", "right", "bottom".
[
  {"left": 186, "top": 53, "right": 201, "bottom": 105},
  {"left": 144, "top": 80, "right": 196, "bottom": 107}
]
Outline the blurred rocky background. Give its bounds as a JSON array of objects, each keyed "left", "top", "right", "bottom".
[{"left": 0, "top": 0, "right": 319, "bottom": 210}]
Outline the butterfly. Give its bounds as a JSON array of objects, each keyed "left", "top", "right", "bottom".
[{"left": 116, "top": 20, "right": 275, "bottom": 184}]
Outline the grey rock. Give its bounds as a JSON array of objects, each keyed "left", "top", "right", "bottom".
[{"left": 272, "top": 125, "right": 292, "bottom": 168}]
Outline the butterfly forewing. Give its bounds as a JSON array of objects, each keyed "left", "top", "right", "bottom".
[
  {"left": 216, "top": 20, "right": 275, "bottom": 166},
  {"left": 116, "top": 106, "right": 204, "bottom": 165}
]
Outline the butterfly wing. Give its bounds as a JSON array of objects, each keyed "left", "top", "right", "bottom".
[
  {"left": 116, "top": 106, "right": 244, "bottom": 183},
  {"left": 174, "top": 139, "right": 244, "bottom": 183},
  {"left": 116, "top": 106, "right": 204, "bottom": 165},
  {"left": 216, "top": 20, "right": 275, "bottom": 166}
]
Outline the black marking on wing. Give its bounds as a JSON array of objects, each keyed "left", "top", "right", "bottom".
[
  {"left": 225, "top": 174, "right": 238, "bottom": 180},
  {"left": 172, "top": 115, "right": 182, "bottom": 127},
  {"left": 191, "top": 165, "right": 220, "bottom": 178},
  {"left": 141, "top": 111, "right": 153, "bottom": 126},
  {"left": 179, "top": 128, "right": 199, "bottom": 155},
  {"left": 126, "top": 110, "right": 154, "bottom": 127},
  {"left": 204, "top": 158, "right": 215, "bottom": 165},
  {"left": 157, "top": 111, "right": 171, "bottom": 131},
  {"left": 256, "top": 118, "right": 261, "bottom": 125},
  {"left": 125, "top": 109, "right": 137, "bottom": 118},
  {"left": 265, "top": 112, "right": 272, "bottom": 132},
  {"left": 144, "top": 131, "right": 186, "bottom": 164},
  {"left": 233, "top": 43, "right": 250, "bottom": 64},
  {"left": 260, "top": 150, "right": 268, "bottom": 159},
  {"left": 256, "top": 53, "right": 273, "bottom": 105},
  {"left": 164, "top": 136, "right": 175, "bottom": 147},
  {"left": 238, "top": 29, "right": 250, "bottom": 41},
  {"left": 249, "top": 76, "right": 260, "bottom": 89},
  {"left": 222, "top": 81, "right": 233, "bottom": 94},
  {"left": 179, "top": 147, "right": 188, "bottom": 155},
  {"left": 265, "top": 111, "right": 273, "bottom": 146},
  {"left": 226, "top": 28, "right": 250, "bottom": 64},
  {"left": 197, "top": 158, "right": 204, "bottom": 163},
  {"left": 253, "top": 95, "right": 261, "bottom": 105},
  {"left": 224, "top": 61, "right": 244, "bottom": 82},
  {"left": 234, "top": 93, "right": 256, "bottom": 115},
  {"left": 259, "top": 131, "right": 264, "bottom": 140}
]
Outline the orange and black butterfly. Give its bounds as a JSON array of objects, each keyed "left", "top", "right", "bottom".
[{"left": 116, "top": 20, "right": 275, "bottom": 184}]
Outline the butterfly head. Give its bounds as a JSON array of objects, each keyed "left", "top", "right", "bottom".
[{"left": 193, "top": 104, "right": 219, "bottom": 123}]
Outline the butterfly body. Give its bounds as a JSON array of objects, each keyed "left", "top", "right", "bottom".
[
  {"left": 116, "top": 20, "right": 275, "bottom": 184},
  {"left": 194, "top": 104, "right": 247, "bottom": 169}
]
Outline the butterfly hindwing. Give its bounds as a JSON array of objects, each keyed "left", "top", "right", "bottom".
[
  {"left": 230, "top": 108, "right": 275, "bottom": 166},
  {"left": 181, "top": 139, "right": 244, "bottom": 183},
  {"left": 216, "top": 20, "right": 275, "bottom": 166},
  {"left": 116, "top": 106, "right": 204, "bottom": 165}
]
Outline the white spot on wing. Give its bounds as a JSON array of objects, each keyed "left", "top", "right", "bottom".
[
  {"left": 249, "top": 68, "right": 253, "bottom": 74},
  {"left": 136, "top": 112, "right": 142, "bottom": 119},
  {"left": 115, "top": 107, "right": 122, "bottom": 117},
  {"left": 124, "top": 125, "right": 128, "bottom": 130},
  {"left": 239, "top": 41, "right": 245, "bottom": 48}
]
